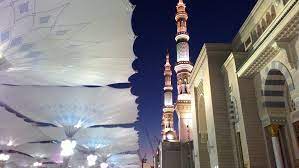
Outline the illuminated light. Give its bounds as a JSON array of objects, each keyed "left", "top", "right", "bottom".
[
  {"left": 36, "top": 154, "right": 45, "bottom": 158},
  {"left": 0, "top": 154, "right": 10, "bottom": 161},
  {"left": 166, "top": 132, "right": 175, "bottom": 141},
  {"left": 60, "top": 139, "right": 77, "bottom": 157},
  {"left": 74, "top": 120, "right": 83, "bottom": 129},
  {"left": 177, "top": 94, "right": 191, "bottom": 101},
  {"left": 87, "top": 154, "right": 97, "bottom": 167},
  {"left": 100, "top": 162, "right": 109, "bottom": 168},
  {"left": 96, "top": 144, "right": 105, "bottom": 149},
  {"left": 33, "top": 162, "right": 42, "bottom": 167},
  {"left": 7, "top": 140, "right": 13, "bottom": 146}
]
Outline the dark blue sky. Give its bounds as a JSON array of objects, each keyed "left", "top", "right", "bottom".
[{"left": 129, "top": 0, "right": 257, "bottom": 159}]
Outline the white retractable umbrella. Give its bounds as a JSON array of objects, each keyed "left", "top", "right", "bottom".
[
  {"left": 0, "top": 108, "right": 51, "bottom": 149},
  {"left": 15, "top": 143, "right": 62, "bottom": 164},
  {"left": 0, "top": 0, "right": 135, "bottom": 86},
  {"left": 0, "top": 85, "right": 138, "bottom": 129}
]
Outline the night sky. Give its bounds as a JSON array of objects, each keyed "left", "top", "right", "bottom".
[{"left": 129, "top": 0, "right": 257, "bottom": 160}]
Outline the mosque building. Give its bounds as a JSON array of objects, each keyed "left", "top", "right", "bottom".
[{"left": 157, "top": 0, "right": 299, "bottom": 167}]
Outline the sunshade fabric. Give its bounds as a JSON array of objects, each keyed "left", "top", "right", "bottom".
[
  {"left": 0, "top": 0, "right": 140, "bottom": 167},
  {"left": 0, "top": 85, "right": 138, "bottom": 127},
  {"left": 74, "top": 127, "right": 139, "bottom": 155},
  {"left": 4, "top": 153, "right": 34, "bottom": 168},
  {"left": 15, "top": 143, "right": 62, "bottom": 163},
  {"left": 0, "top": 0, "right": 135, "bottom": 86},
  {"left": 0, "top": 108, "right": 50, "bottom": 148}
]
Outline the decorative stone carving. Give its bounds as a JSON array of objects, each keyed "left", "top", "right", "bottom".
[
  {"left": 268, "top": 124, "right": 280, "bottom": 137},
  {"left": 273, "top": 0, "right": 281, "bottom": 6},
  {"left": 275, "top": 34, "right": 299, "bottom": 69}
]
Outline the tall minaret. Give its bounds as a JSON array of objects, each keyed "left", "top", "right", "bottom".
[
  {"left": 161, "top": 50, "right": 177, "bottom": 142},
  {"left": 174, "top": 0, "right": 193, "bottom": 142}
]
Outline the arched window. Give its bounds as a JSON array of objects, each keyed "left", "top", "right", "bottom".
[
  {"left": 271, "top": 6, "right": 276, "bottom": 20},
  {"left": 256, "top": 24, "right": 262, "bottom": 37},
  {"left": 261, "top": 19, "right": 267, "bottom": 31},
  {"left": 263, "top": 69, "right": 293, "bottom": 167},
  {"left": 266, "top": 12, "right": 272, "bottom": 25}
]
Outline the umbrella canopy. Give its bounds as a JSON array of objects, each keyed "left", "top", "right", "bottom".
[
  {"left": 0, "top": 108, "right": 51, "bottom": 149},
  {"left": 74, "top": 127, "right": 139, "bottom": 155},
  {"left": 107, "top": 154, "right": 140, "bottom": 168},
  {"left": 38, "top": 127, "right": 139, "bottom": 153},
  {"left": 37, "top": 127, "right": 139, "bottom": 168},
  {"left": 15, "top": 143, "right": 62, "bottom": 164},
  {"left": 0, "top": 0, "right": 135, "bottom": 86},
  {"left": 3, "top": 152, "right": 34, "bottom": 168},
  {"left": 0, "top": 85, "right": 138, "bottom": 128},
  {"left": 0, "top": 0, "right": 140, "bottom": 167},
  {"left": 68, "top": 152, "right": 140, "bottom": 168}
]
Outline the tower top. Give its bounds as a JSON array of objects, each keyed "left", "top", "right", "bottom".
[
  {"left": 161, "top": 50, "right": 177, "bottom": 142},
  {"left": 165, "top": 49, "right": 170, "bottom": 65},
  {"left": 175, "top": 0, "right": 189, "bottom": 41},
  {"left": 164, "top": 50, "right": 172, "bottom": 78}
]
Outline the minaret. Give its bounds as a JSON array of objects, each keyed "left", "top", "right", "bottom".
[
  {"left": 174, "top": 0, "right": 193, "bottom": 142},
  {"left": 161, "top": 50, "right": 177, "bottom": 142}
]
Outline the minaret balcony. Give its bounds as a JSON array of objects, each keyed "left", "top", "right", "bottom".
[
  {"left": 175, "top": 33, "right": 189, "bottom": 41},
  {"left": 163, "top": 106, "right": 175, "bottom": 113},
  {"left": 175, "top": 12, "right": 188, "bottom": 21},
  {"left": 176, "top": 31, "right": 189, "bottom": 36},
  {"left": 177, "top": 94, "right": 191, "bottom": 101},
  {"left": 174, "top": 63, "right": 193, "bottom": 73},
  {"left": 164, "top": 86, "right": 173, "bottom": 90}
]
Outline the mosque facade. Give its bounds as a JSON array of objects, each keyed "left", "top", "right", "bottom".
[
  {"left": 190, "top": 0, "right": 299, "bottom": 167},
  {"left": 157, "top": 0, "right": 299, "bottom": 168}
]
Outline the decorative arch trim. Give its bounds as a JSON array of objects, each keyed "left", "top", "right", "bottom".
[{"left": 262, "top": 61, "right": 295, "bottom": 92}]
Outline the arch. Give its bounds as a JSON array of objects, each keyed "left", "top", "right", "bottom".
[
  {"left": 228, "top": 94, "right": 244, "bottom": 167},
  {"left": 266, "top": 12, "right": 272, "bottom": 25},
  {"left": 262, "top": 68, "right": 292, "bottom": 167},
  {"left": 195, "top": 83, "right": 208, "bottom": 138},
  {"left": 256, "top": 24, "right": 262, "bottom": 37},
  {"left": 261, "top": 19, "right": 267, "bottom": 32},
  {"left": 194, "top": 84, "right": 211, "bottom": 168},
  {"left": 271, "top": 5, "right": 276, "bottom": 20},
  {"left": 263, "top": 69, "right": 288, "bottom": 110},
  {"left": 262, "top": 61, "right": 295, "bottom": 92}
]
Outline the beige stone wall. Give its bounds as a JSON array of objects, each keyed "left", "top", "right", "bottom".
[
  {"left": 190, "top": 1, "right": 299, "bottom": 167},
  {"left": 238, "top": 78, "right": 269, "bottom": 167},
  {"left": 191, "top": 86, "right": 210, "bottom": 168},
  {"left": 191, "top": 44, "right": 235, "bottom": 168},
  {"left": 223, "top": 54, "right": 269, "bottom": 167}
]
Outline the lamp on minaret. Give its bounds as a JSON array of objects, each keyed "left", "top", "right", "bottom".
[
  {"left": 161, "top": 50, "right": 177, "bottom": 142},
  {"left": 174, "top": 0, "right": 193, "bottom": 142}
]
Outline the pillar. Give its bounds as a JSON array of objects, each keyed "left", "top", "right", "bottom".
[{"left": 268, "top": 124, "right": 284, "bottom": 168}]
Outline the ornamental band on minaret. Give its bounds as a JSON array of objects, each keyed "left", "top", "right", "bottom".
[
  {"left": 174, "top": 0, "right": 193, "bottom": 142},
  {"left": 161, "top": 51, "right": 177, "bottom": 142}
]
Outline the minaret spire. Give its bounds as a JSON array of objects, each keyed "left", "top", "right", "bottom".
[
  {"left": 175, "top": 0, "right": 188, "bottom": 39},
  {"left": 161, "top": 50, "right": 177, "bottom": 142},
  {"left": 174, "top": 0, "right": 193, "bottom": 142}
]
